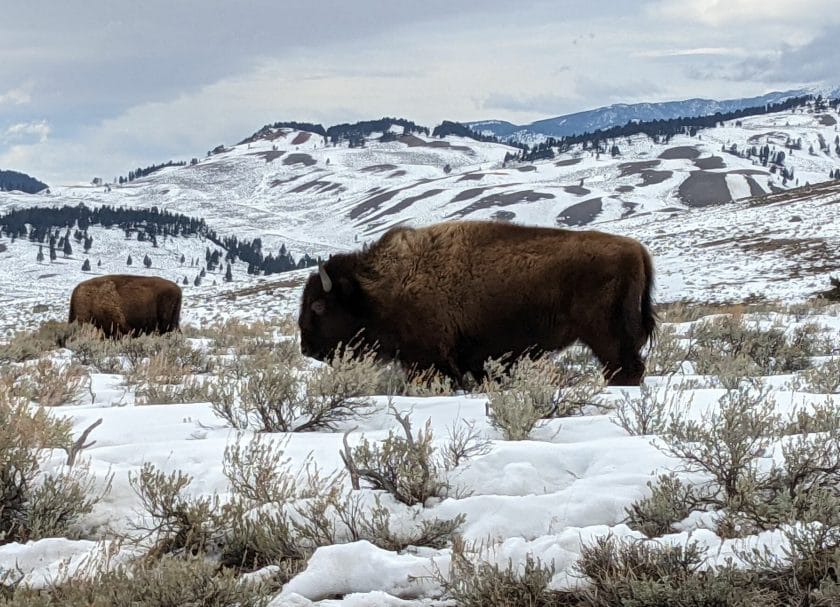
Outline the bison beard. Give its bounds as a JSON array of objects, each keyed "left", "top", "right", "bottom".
[
  {"left": 298, "top": 220, "right": 657, "bottom": 386},
  {"left": 69, "top": 274, "right": 182, "bottom": 338}
]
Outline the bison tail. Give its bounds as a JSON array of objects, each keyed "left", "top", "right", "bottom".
[
  {"left": 68, "top": 293, "right": 77, "bottom": 324},
  {"left": 640, "top": 247, "right": 658, "bottom": 346}
]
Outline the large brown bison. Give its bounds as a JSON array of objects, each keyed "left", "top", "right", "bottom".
[
  {"left": 69, "top": 275, "right": 182, "bottom": 338},
  {"left": 298, "top": 220, "right": 657, "bottom": 386}
]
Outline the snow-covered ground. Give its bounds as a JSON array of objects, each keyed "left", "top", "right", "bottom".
[{"left": 1, "top": 304, "right": 839, "bottom": 604}]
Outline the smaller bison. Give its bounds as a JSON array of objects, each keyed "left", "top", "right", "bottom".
[
  {"left": 69, "top": 275, "right": 182, "bottom": 338},
  {"left": 298, "top": 220, "right": 657, "bottom": 387}
]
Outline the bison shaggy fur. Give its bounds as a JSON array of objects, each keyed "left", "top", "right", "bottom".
[
  {"left": 298, "top": 220, "right": 657, "bottom": 386},
  {"left": 69, "top": 274, "right": 182, "bottom": 338}
]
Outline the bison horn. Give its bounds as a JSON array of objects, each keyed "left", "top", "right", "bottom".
[{"left": 318, "top": 258, "right": 333, "bottom": 293}]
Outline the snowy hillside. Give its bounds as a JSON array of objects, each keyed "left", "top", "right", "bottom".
[{"left": 1, "top": 104, "right": 839, "bottom": 333}]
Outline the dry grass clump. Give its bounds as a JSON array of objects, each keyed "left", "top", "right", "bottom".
[
  {"left": 340, "top": 406, "right": 489, "bottom": 507},
  {"left": 212, "top": 345, "right": 379, "bottom": 432},
  {"left": 612, "top": 383, "right": 681, "bottom": 437},
  {"left": 572, "top": 536, "right": 768, "bottom": 607},
  {"left": 442, "top": 539, "right": 566, "bottom": 607},
  {"left": 481, "top": 353, "right": 606, "bottom": 440},
  {"left": 375, "top": 363, "right": 456, "bottom": 397},
  {"left": 691, "top": 314, "right": 824, "bottom": 380},
  {"left": 442, "top": 529, "right": 840, "bottom": 607},
  {"left": 16, "top": 358, "right": 89, "bottom": 407},
  {"left": 626, "top": 384, "right": 840, "bottom": 539},
  {"left": 0, "top": 554, "right": 273, "bottom": 607},
  {"left": 0, "top": 321, "right": 80, "bottom": 363},
  {"left": 624, "top": 473, "right": 696, "bottom": 537},
  {"left": 0, "top": 385, "right": 109, "bottom": 545},
  {"left": 125, "top": 431, "right": 468, "bottom": 586},
  {"left": 795, "top": 357, "right": 840, "bottom": 393},
  {"left": 184, "top": 317, "right": 291, "bottom": 357},
  {"left": 644, "top": 324, "right": 691, "bottom": 376}
]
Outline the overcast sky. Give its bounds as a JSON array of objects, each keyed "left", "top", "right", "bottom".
[{"left": 1, "top": 0, "right": 838, "bottom": 185}]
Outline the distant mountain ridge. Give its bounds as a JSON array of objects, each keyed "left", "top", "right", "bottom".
[{"left": 468, "top": 88, "right": 839, "bottom": 142}]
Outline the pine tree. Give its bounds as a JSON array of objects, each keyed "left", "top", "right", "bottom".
[
  {"left": 193, "top": 275, "right": 202, "bottom": 286},
  {"left": 224, "top": 262, "right": 233, "bottom": 282},
  {"left": 63, "top": 238, "right": 72, "bottom": 258},
  {"left": 82, "top": 258, "right": 91, "bottom": 271},
  {"left": 49, "top": 246, "right": 57, "bottom": 262},
  {"left": 180, "top": 253, "right": 185, "bottom": 265},
  {"left": 143, "top": 254, "right": 152, "bottom": 268},
  {"left": 36, "top": 245, "right": 44, "bottom": 262},
  {"left": 126, "top": 254, "right": 133, "bottom": 266},
  {"left": 182, "top": 276, "right": 188, "bottom": 285},
  {"left": 97, "top": 259, "right": 102, "bottom": 267}
]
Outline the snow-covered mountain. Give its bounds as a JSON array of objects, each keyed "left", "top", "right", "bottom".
[
  {"left": 468, "top": 88, "right": 837, "bottom": 142},
  {"left": 1, "top": 104, "right": 839, "bottom": 336}
]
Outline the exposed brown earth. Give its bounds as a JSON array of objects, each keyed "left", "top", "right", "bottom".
[
  {"left": 556, "top": 197, "right": 602, "bottom": 226},
  {"left": 349, "top": 189, "right": 402, "bottom": 219},
  {"left": 291, "top": 132, "right": 312, "bottom": 145},
  {"left": 745, "top": 176, "right": 767, "bottom": 197},
  {"left": 223, "top": 274, "right": 307, "bottom": 300},
  {"left": 450, "top": 190, "right": 555, "bottom": 217},
  {"left": 658, "top": 146, "right": 700, "bottom": 160},
  {"left": 678, "top": 171, "right": 732, "bottom": 207},
  {"left": 617, "top": 160, "right": 660, "bottom": 177},
  {"left": 563, "top": 185, "right": 591, "bottom": 196},
  {"left": 458, "top": 173, "right": 484, "bottom": 181},
  {"left": 817, "top": 114, "right": 837, "bottom": 126},
  {"left": 728, "top": 168, "right": 767, "bottom": 176},
  {"left": 361, "top": 164, "right": 398, "bottom": 173},
  {"left": 615, "top": 185, "right": 635, "bottom": 193},
  {"left": 291, "top": 180, "right": 343, "bottom": 194},
  {"left": 364, "top": 189, "right": 446, "bottom": 223},
  {"left": 249, "top": 150, "right": 285, "bottom": 163},
  {"left": 517, "top": 165, "right": 537, "bottom": 172},
  {"left": 747, "top": 131, "right": 789, "bottom": 144},
  {"left": 282, "top": 153, "right": 317, "bottom": 167},
  {"left": 388, "top": 170, "right": 407, "bottom": 178},
  {"left": 271, "top": 174, "right": 307, "bottom": 188},
  {"left": 398, "top": 134, "right": 473, "bottom": 154},
  {"left": 638, "top": 170, "right": 673, "bottom": 186},
  {"left": 694, "top": 156, "right": 726, "bottom": 170},
  {"left": 451, "top": 187, "right": 488, "bottom": 203},
  {"left": 555, "top": 158, "right": 583, "bottom": 167}
]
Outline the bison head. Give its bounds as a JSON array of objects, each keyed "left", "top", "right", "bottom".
[{"left": 298, "top": 259, "right": 367, "bottom": 361}]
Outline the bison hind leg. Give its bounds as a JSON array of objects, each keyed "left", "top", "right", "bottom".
[
  {"left": 607, "top": 352, "right": 646, "bottom": 386},
  {"left": 582, "top": 337, "right": 645, "bottom": 387}
]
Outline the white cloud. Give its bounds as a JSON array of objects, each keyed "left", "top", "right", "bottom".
[
  {"left": 2, "top": 120, "right": 50, "bottom": 144},
  {"left": 633, "top": 47, "right": 747, "bottom": 59},
  {"left": 0, "top": 85, "right": 31, "bottom": 106},
  {"left": 647, "top": 0, "right": 840, "bottom": 26}
]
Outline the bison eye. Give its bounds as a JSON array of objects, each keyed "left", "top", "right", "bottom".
[{"left": 311, "top": 300, "right": 326, "bottom": 315}]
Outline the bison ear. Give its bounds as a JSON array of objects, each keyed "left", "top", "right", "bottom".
[{"left": 311, "top": 300, "right": 326, "bottom": 315}]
